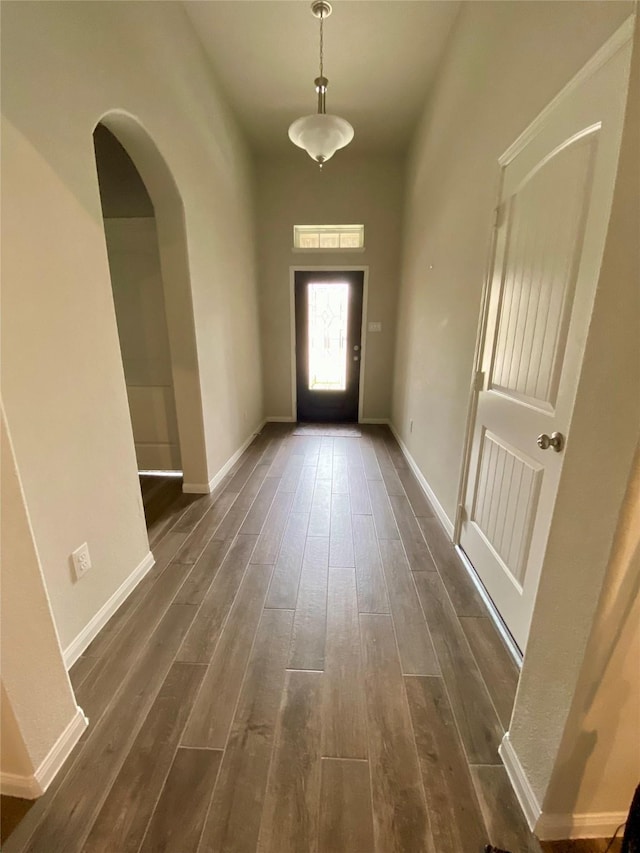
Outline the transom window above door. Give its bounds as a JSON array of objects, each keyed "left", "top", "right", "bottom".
[{"left": 293, "top": 224, "right": 364, "bottom": 251}]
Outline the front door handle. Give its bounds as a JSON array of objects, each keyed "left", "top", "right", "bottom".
[{"left": 537, "top": 432, "right": 564, "bottom": 452}]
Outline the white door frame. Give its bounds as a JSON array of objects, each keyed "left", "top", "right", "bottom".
[
  {"left": 453, "top": 202, "right": 501, "bottom": 544},
  {"left": 289, "top": 265, "right": 369, "bottom": 423},
  {"left": 453, "top": 15, "right": 635, "bottom": 547}
]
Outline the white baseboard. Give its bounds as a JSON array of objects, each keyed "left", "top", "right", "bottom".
[
  {"left": 536, "top": 809, "right": 630, "bottom": 841},
  {"left": 33, "top": 706, "right": 88, "bottom": 794},
  {"left": 498, "top": 735, "right": 626, "bottom": 840},
  {"left": 499, "top": 733, "right": 542, "bottom": 831},
  {"left": 359, "top": 417, "right": 390, "bottom": 424},
  {"left": 388, "top": 421, "right": 454, "bottom": 537},
  {"left": 1, "top": 706, "right": 88, "bottom": 798},
  {"left": 183, "top": 420, "right": 267, "bottom": 494},
  {"left": 182, "top": 482, "right": 215, "bottom": 494},
  {"left": 0, "top": 770, "right": 41, "bottom": 799},
  {"left": 63, "top": 551, "right": 155, "bottom": 668}
]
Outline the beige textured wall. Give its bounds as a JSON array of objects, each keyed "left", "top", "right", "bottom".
[
  {"left": 542, "top": 449, "right": 640, "bottom": 817},
  {"left": 1, "top": 1, "right": 262, "bottom": 650},
  {"left": 1, "top": 408, "right": 80, "bottom": 781},
  {"left": 256, "top": 153, "right": 403, "bottom": 421},
  {"left": 1, "top": 685, "right": 32, "bottom": 778},
  {"left": 392, "top": 0, "right": 634, "bottom": 523}
]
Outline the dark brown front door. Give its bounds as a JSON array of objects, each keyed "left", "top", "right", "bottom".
[{"left": 295, "top": 270, "right": 364, "bottom": 423}]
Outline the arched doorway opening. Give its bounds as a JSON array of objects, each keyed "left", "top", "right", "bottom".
[
  {"left": 92, "top": 112, "right": 209, "bottom": 516},
  {"left": 94, "top": 124, "right": 181, "bottom": 475}
]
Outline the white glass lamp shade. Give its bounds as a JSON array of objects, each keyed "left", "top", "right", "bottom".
[{"left": 288, "top": 113, "right": 354, "bottom": 163}]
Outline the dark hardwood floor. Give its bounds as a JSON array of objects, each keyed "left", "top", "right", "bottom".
[{"left": 1, "top": 424, "right": 622, "bottom": 852}]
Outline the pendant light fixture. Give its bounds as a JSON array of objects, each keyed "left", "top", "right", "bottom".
[{"left": 288, "top": 0, "right": 354, "bottom": 168}]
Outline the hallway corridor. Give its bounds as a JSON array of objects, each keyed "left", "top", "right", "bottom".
[{"left": 6, "top": 424, "right": 544, "bottom": 853}]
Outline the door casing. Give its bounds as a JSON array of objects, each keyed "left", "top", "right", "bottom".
[{"left": 289, "top": 266, "right": 369, "bottom": 422}]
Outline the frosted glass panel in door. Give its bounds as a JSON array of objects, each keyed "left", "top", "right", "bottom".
[{"left": 307, "top": 283, "right": 349, "bottom": 391}]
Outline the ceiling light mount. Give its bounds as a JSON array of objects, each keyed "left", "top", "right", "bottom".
[
  {"left": 288, "top": 0, "right": 354, "bottom": 168},
  {"left": 310, "top": 0, "right": 332, "bottom": 20}
]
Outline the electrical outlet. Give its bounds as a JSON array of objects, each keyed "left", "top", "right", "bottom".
[
  {"left": 71, "top": 543, "right": 92, "bottom": 581},
  {"left": 410, "top": 419, "right": 414, "bottom": 433}
]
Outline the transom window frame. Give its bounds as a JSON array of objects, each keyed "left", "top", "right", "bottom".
[{"left": 292, "top": 224, "right": 365, "bottom": 252}]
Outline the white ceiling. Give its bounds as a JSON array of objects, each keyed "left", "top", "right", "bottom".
[{"left": 183, "top": 1, "right": 461, "bottom": 154}]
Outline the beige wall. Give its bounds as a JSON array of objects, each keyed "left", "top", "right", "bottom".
[
  {"left": 256, "top": 153, "right": 404, "bottom": 421},
  {"left": 1, "top": 685, "right": 32, "bottom": 779},
  {"left": 392, "top": 0, "right": 634, "bottom": 523},
  {"left": 1, "top": 1, "right": 262, "bottom": 651},
  {"left": 105, "top": 218, "right": 181, "bottom": 471},
  {"left": 542, "top": 448, "right": 640, "bottom": 817},
  {"left": 1, "top": 408, "right": 81, "bottom": 790}
]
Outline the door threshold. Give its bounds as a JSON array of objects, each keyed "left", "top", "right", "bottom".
[{"left": 292, "top": 423, "right": 362, "bottom": 437}]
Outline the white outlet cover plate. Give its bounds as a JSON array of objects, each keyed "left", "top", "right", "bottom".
[
  {"left": 368, "top": 321, "right": 382, "bottom": 332},
  {"left": 71, "top": 543, "right": 92, "bottom": 580}
]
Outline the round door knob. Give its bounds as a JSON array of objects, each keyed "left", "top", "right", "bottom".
[
  {"left": 353, "top": 345, "right": 360, "bottom": 351},
  {"left": 537, "top": 432, "right": 564, "bottom": 452}
]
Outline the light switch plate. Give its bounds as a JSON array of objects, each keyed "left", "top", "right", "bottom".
[{"left": 368, "top": 321, "right": 382, "bottom": 333}]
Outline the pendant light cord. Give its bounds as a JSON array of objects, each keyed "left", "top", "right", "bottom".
[
  {"left": 319, "top": 8, "right": 324, "bottom": 79},
  {"left": 288, "top": 1, "right": 354, "bottom": 166}
]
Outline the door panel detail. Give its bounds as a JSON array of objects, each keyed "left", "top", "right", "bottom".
[
  {"left": 490, "top": 134, "right": 596, "bottom": 411},
  {"left": 471, "top": 431, "right": 542, "bottom": 588}
]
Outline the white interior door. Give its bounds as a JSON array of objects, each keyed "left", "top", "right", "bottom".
[{"left": 460, "top": 32, "right": 632, "bottom": 652}]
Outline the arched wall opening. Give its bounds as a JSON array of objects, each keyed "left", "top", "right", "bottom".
[
  {"left": 93, "top": 111, "right": 209, "bottom": 493},
  {"left": 94, "top": 124, "right": 181, "bottom": 478}
]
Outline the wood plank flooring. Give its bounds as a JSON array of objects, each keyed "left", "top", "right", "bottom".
[{"left": 4, "top": 423, "right": 609, "bottom": 853}]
